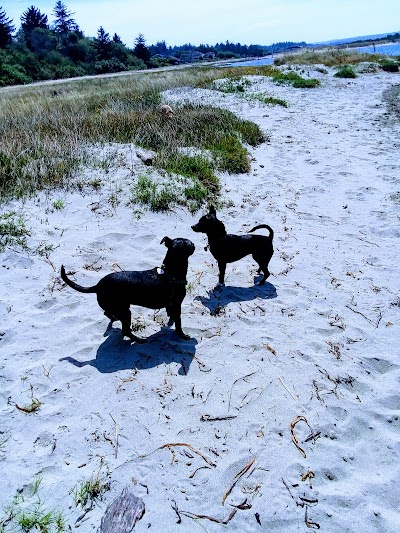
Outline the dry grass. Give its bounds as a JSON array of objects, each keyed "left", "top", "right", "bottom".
[
  {"left": 274, "top": 48, "right": 386, "bottom": 67},
  {"left": 0, "top": 67, "right": 268, "bottom": 204}
]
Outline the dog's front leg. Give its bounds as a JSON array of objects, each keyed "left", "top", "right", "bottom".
[
  {"left": 217, "top": 261, "right": 226, "bottom": 285},
  {"left": 172, "top": 307, "right": 190, "bottom": 340}
]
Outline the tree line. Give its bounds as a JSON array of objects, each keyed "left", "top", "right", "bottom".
[{"left": 0, "top": 2, "right": 306, "bottom": 87}]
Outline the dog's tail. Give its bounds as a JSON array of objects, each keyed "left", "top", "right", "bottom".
[
  {"left": 248, "top": 224, "right": 274, "bottom": 240},
  {"left": 61, "top": 265, "right": 98, "bottom": 294}
]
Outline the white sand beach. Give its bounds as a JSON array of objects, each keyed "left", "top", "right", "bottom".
[{"left": 1, "top": 67, "right": 399, "bottom": 532}]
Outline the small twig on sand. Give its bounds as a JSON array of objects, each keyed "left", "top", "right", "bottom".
[
  {"left": 189, "top": 465, "right": 213, "bottom": 479},
  {"left": 278, "top": 377, "right": 298, "bottom": 401},
  {"left": 346, "top": 305, "right": 383, "bottom": 328},
  {"left": 141, "top": 442, "right": 216, "bottom": 468},
  {"left": 222, "top": 456, "right": 256, "bottom": 505},
  {"left": 200, "top": 414, "right": 237, "bottom": 422},
  {"left": 305, "top": 505, "right": 320, "bottom": 529},
  {"left": 228, "top": 372, "right": 257, "bottom": 411},
  {"left": 109, "top": 414, "right": 119, "bottom": 459},
  {"left": 180, "top": 499, "right": 249, "bottom": 525}
]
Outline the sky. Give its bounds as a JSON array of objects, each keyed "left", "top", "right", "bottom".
[{"left": 3, "top": 0, "right": 399, "bottom": 47}]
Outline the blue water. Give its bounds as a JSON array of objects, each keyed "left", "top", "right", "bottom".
[
  {"left": 353, "top": 43, "right": 400, "bottom": 56},
  {"left": 225, "top": 57, "right": 274, "bottom": 67},
  {"left": 227, "top": 42, "right": 400, "bottom": 67}
]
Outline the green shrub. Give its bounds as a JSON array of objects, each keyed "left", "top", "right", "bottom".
[
  {"left": 131, "top": 175, "right": 180, "bottom": 211},
  {"left": 254, "top": 94, "right": 288, "bottom": 106},
  {"left": 157, "top": 152, "right": 219, "bottom": 194},
  {"left": 380, "top": 60, "right": 399, "bottom": 72},
  {"left": 0, "top": 212, "right": 29, "bottom": 251},
  {"left": 334, "top": 65, "right": 357, "bottom": 78},
  {"left": 272, "top": 70, "right": 320, "bottom": 88},
  {"left": 213, "top": 134, "right": 250, "bottom": 174},
  {"left": 0, "top": 64, "right": 32, "bottom": 86},
  {"left": 214, "top": 76, "right": 252, "bottom": 93}
]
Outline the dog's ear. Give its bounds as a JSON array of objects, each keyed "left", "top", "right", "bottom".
[
  {"left": 209, "top": 205, "right": 216, "bottom": 216},
  {"left": 160, "top": 236, "right": 172, "bottom": 248}
]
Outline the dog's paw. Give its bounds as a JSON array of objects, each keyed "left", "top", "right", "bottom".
[
  {"left": 177, "top": 331, "right": 191, "bottom": 341},
  {"left": 133, "top": 336, "right": 147, "bottom": 344}
]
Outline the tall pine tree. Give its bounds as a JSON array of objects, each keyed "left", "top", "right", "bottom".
[
  {"left": 52, "top": 1, "right": 77, "bottom": 34},
  {"left": 134, "top": 33, "right": 150, "bottom": 64},
  {"left": 94, "top": 26, "right": 112, "bottom": 60},
  {"left": 21, "top": 6, "right": 48, "bottom": 32},
  {"left": 0, "top": 6, "right": 15, "bottom": 48}
]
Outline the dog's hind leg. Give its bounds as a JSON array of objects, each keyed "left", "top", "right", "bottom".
[
  {"left": 104, "top": 310, "right": 116, "bottom": 323},
  {"left": 253, "top": 255, "right": 270, "bottom": 285},
  {"left": 118, "top": 308, "right": 146, "bottom": 343}
]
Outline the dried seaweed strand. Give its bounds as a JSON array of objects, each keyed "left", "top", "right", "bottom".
[
  {"left": 222, "top": 456, "right": 256, "bottom": 505},
  {"left": 228, "top": 372, "right": 257, "bottom": 411},
  {"left": 290, "top": 416, "right": 311, "bottom": 459},
  {"left": 189, "top": 465, "right": 212, "bottom": 479},
  {"left": 141, "top": 442, "right": 216, "bottom": 468},
  {"left": 181, "top": 506, "right": 239, "bottom": 525}
]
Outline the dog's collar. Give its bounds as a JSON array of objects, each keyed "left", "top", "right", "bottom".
[{"left": 158, "top": 266, "right": 187, "bottom": 286}]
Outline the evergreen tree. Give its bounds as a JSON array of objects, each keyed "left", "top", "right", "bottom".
[
  {"left": 52, "top": 1, "right": 77, "bottom": 34},
  {"left": 0, "top": 6, "right": 15, "bottom": 48},
  {"left": 112, "top": 33, "right": 122, "bottom": 44},
  {"left": 93, "top": 26, "right": 112, "bottom": 60},
  {"left": 134, "top": 33, "right": 150, "bottom": 63},
  {"left": 21, "top": 6, "right": 48, "bottom": 32}
]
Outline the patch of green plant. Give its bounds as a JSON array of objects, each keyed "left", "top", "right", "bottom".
[
  {"left": 71, "top": 462, "right": 110, "bottom": 509},
  {"left": 130, "top": 175, "right": 181, "bottom": 212},
  {"left": 213, "top": 76, "right": 252, "bottom": 93},
  {"left": 380, "top": 60, "right": 399, "bottom": 72},
  {"left": 212, "top": 134, "right": 250, "bottom": 174},
  {"left": 0, "top": 212, "right": 29, "bottom": 252},
  {"left": 17, "top": 507, "right": 65, "bottom": 532},
  {"left": 272, "top": 70, "right": 320, "bottom": 88},
  {"left": 52, "top": 199, "right": 65, "bottom": 210},
  {"left": 1, "top": 477, "right": 66, "bottom": 533},
  {"left": 252, "top": 93, "right": 288, "bottom": 107},
  {"left": 157, "top": 152, "right": 219, "bottom": 194},
  {"left": 334, "top": 65, "right": 357, "bottom": 78},
  {"left": 315, "top": 66, "right": 329, "bottom": 74}
]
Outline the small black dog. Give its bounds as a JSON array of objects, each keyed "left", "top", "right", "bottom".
[
  {"left": 192, "top": 205, "right": 274, "bottom": 285},
  {"left": 61, "top": 237, "right": 195, "bottom": 342}
]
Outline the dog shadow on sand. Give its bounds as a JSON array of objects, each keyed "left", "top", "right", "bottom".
[
  {"left": 60, "top": 326, "right": 197, "bottom": 375},
  {"left": 197, "top": 279, "right": 277, "bottom": 315}
]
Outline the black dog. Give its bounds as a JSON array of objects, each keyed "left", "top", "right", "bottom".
[
  {"left": 192, "top": 205, "right": 274, "bottom": 285},
  {"left": 61, "top": 237, "right": 195, "bottom": 342}
]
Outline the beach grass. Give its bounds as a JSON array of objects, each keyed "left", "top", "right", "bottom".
[
  {"left": 334, "top": 65, "right": 358, "bottom": 78},
  {"left": 0, "top": 212, "right": 29, "bottom": 252},
  {"left": 0, "top": 67, "right": 271, "bottom": 206},
  {"left": 274, "top": 48, "right": 386, "bottom": 66}
]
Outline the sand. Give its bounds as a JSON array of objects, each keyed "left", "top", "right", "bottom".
[{"left": 0, "top": 67, "right": 399, "bottom": 532}]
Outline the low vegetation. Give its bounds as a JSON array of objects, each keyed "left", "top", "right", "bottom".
[
  {"left": 0, "top": 212, "right": 29, "bottom": 251},
  {"left": 334, "top": 65, "right": 357, "bottom": 78},
  {"left": 0, "top": 477, "right": 65, "bottom": 533},
  {"left": 274, "top": 48, "right": 387, "bottom": 67},
  {"left": 0, "top": 67, "right": 270, "bottom": 206},
  {"left": 70, "top": 461, "right": 110, "bottom": 509}
]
